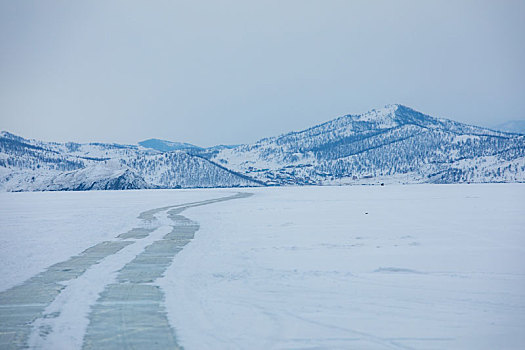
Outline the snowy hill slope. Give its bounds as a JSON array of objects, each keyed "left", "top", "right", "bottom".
[
  {"left": 213, "top": 105, "right": 525, "bottom": 185},
  {"left": 138, "top": 138, "right": 203, "bottom": 152},
  {"left": 0, "top": 132, "right": 262, "bottom": 191},
  {"left": 2, "top": 104, "right": 524, "bottom": 191}
]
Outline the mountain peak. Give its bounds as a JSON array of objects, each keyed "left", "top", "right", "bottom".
[
  {"left": 348, "top": 104, "right": 400, "bottom": 126},
  {"left": 0, "top": 131, "right": 28, "bottom": 143},
  {"left": 1, "top": 131, "right": 20, "bottom": 139},
  {"left": 353, "top": 104, "right": 445, "bottom": 129},
  {"left": 138, "top": 138, "right": 202, "bottom": 152}
]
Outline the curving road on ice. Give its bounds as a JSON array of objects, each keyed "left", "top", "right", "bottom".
[{"left": 0, "top": 192, "right": 252, "bottom": 350}]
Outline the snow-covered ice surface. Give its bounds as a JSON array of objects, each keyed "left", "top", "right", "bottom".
[
  {"left": 162, "top": 184, "right": 525, "bottom": 350},
  {"left": 0, "top": 189, "right": 243, "bottom": 349},
  {"left": 1, "top": 184, "right": 524, "bottom": 349},
  {"left": 0, "top": 189, "right": 229, "bottom": 292}
]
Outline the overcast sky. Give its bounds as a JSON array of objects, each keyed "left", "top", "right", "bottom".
[{"left": 1, "top": 1, "right": 524, "bottom": 146}]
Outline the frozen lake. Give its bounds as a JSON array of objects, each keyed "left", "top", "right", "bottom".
[{"left": 1, "top": 184, "right": 524, "bottom": 349}]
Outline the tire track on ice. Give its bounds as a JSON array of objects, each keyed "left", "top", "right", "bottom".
[
  {"left": 0, "top": 192, "right": 252, "bottom": 349},
  {"left": 82, "top": 192, "right": 252, "bottom": 350}
]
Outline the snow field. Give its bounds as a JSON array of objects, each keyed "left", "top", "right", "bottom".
[
  {"left": 0, "top": 184, "right": 524, "bottom": 349},
  {"left": 0, "top": 189, "right": 230, "bottom": 292},
  {"left": 161, "top": 184, "right": 525, "bottom": 349}
]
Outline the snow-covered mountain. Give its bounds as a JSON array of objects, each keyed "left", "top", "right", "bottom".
[
  {"left": 213, "top": 104, "right": 525, "bottom": 185},
  {"left": 2, "top": 104, "right": 524, "bottom": 191},
  {"left": 0, "top": 132, "right": 263, "bottom": 191},
  {"left": 138, "top": 138, "right": 203, "bottom": 152}
]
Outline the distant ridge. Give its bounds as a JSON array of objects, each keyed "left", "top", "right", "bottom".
[
  {"left": 0, "top": 132, "right": 262, "bottom": 191},
  {"left": 491, "top": 120, "right": 525, "bottom": 135},
  {"left": 1, "top": 104, "right": 524, "bottom": 191},
  {"left": 138, "top": 138, "right": 202, "bottom": 152}
]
